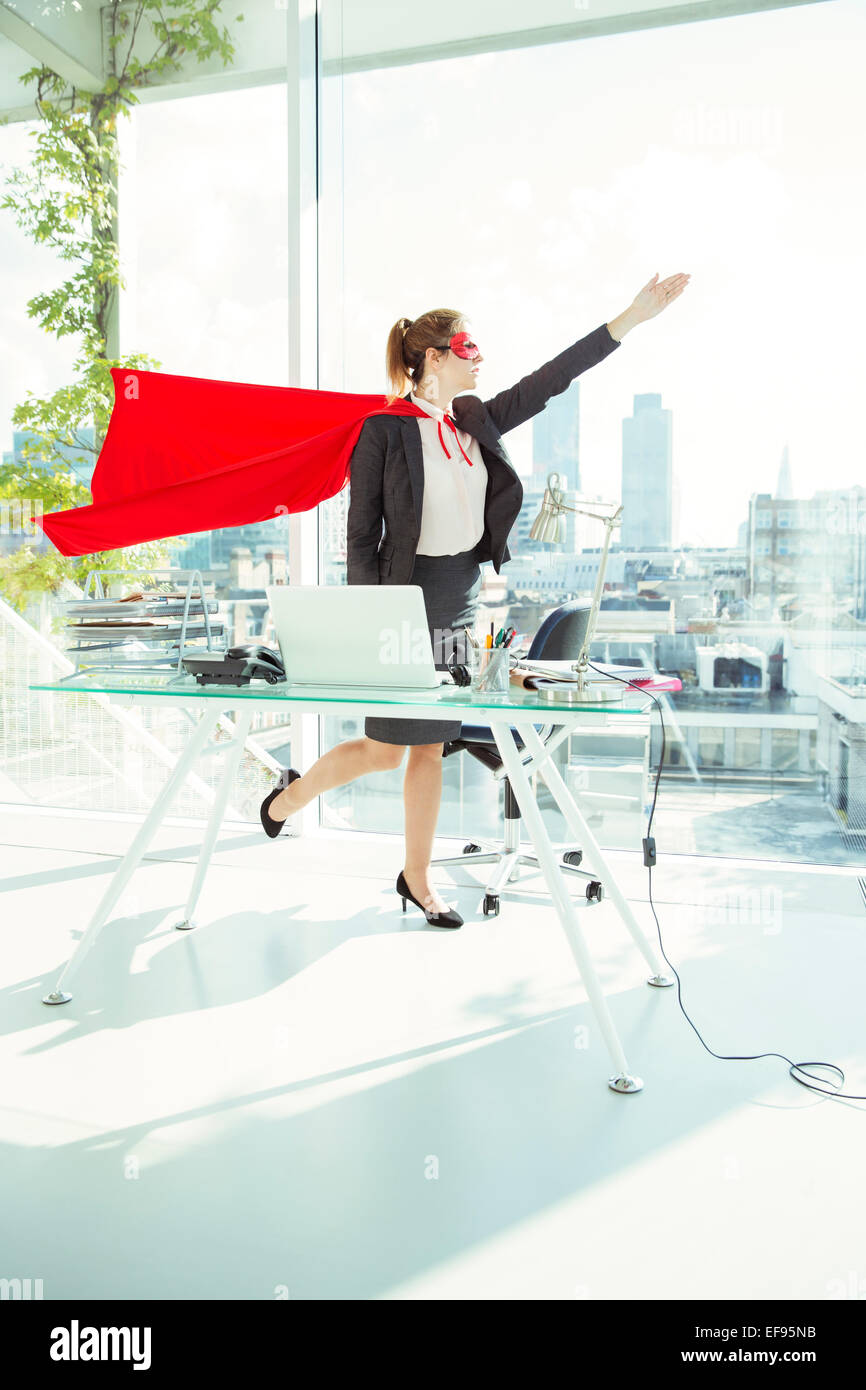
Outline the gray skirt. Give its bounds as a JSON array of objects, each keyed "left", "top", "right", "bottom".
[{"left": 365, "top": 545, "right": 483, "bottom": 745}]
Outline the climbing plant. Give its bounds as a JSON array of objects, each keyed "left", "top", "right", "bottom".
[{"left": 0, "top": 1, "right": 244, "bottom": 610}]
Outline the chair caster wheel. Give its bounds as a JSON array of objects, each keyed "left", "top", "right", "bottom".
[
  {"left": 586, "top": 881, "right": 604, "bottom": 903},
  {"left": 482, "top": 893, "right": 500, "bottom": 916},
  {"left": 563, "top": 850, "right": 583, "bottom": 866},
  {"left": 463, "top": 842, "right": 482, "bottom": 855}
]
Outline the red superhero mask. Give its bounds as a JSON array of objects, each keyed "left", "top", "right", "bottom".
[{"left": 434, "top": 331, "right": 480, "bottom": 360}]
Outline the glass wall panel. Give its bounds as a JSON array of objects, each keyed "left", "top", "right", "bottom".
[
  {"left": 699, "top": 728, "right": 725, "bottom": 768},
  {"left": 120, "top": 84, "right": 292, "bottom": 595},
  {"left": 318, "top": 0, "right": 866, "bottom": 863},
  {"left": 1, "top": 69, "right": 294, "bottom": 816},
  {"left": 733, "top": 726, "right": 762, "bottom": 770},
  {"left": 771, "top": 727, "right": 799, "bottom": 773}
]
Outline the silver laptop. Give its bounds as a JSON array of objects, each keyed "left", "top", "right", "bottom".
[{"left": 266, "top": 584, "right": 441, "bottom": 689}]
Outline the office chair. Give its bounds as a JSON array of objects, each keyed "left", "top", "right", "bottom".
[{"left": 433, "top": 600, "right": 605, "bottom": 916}]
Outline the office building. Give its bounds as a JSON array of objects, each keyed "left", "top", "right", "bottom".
[
  {"left": 167, "top": 516, "right": 292, "bottom": 574},
  {"left": 746, "top": 487, "right": 866, "bottom": 621},
  {"left": 776, "top": 442, "right": 794, "bottom": 500},
  {"left": 620, "top": 393, "right": 673, "bottom": 549},
  {"left": 532, "top": 377, "right": 580, "bottom": 489}
]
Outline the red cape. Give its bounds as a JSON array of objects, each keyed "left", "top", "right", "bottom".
[{"left": 37, "top": 367, "right": 427, "bottom": 557}]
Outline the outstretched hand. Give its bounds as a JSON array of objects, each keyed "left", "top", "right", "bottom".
[{"left": 630, "top": 272, "right": 691, "bottom": 323}]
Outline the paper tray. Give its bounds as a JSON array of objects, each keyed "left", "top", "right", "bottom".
[{"left": 66, "top": 621, "right": 224, "bottom": 640}]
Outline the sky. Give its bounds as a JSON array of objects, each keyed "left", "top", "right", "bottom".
[{"left": 0, "top": 0, "right": 864, "bottom": 549}]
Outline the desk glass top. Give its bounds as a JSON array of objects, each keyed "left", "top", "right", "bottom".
[{"left": 29, "top": 669, "right": 654, "bottom": 716}]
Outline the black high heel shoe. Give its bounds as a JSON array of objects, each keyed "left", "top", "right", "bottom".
[
  {"left": 260, "top": 769, "right": 302, "bottom": 838},
  {"left": 396, "top": 870, "right": 463, "bottom": 928}
]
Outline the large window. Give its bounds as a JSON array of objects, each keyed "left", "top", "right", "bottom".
[
  {"left": 317, "top": 0, "right": 866, "bottom": 863},
  {"left": 1, "top": 64, "right": 296, "bottom": 817},
  {"left": 119, "top": 84, "right": 292, "bottom": 582},
  {"left": 3, "top": 1, "right": 864, "bottom": 864}
]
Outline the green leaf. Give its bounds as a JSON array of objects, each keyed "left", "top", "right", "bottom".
[{"left": 1, "top": 2, "right": 242, "bottom": 607}]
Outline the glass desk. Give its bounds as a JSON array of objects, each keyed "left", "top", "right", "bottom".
[{"left": 29, "top": 671, "right": 674, "bottom": 1093}]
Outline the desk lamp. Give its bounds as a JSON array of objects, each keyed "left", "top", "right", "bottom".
[{"left": 528, "top": 471, "right": 625, "bottom": 702}]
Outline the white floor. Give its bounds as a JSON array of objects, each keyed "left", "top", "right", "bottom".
[{"left": 1, "top": 803, "right": 865, "bottom": 1301}]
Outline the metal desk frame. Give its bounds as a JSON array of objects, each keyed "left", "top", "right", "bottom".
[{"left": 30, "top": 674, "right": 674, "bottom": 1093}]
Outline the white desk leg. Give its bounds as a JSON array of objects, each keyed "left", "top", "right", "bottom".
[
  {"left": 43, "top": 707, "right": 223, "bottom": 1005},
  {"left": 175, "top": 704, "right": 254, "bottom": 930},
  {"left": 492, "top": 724, "right": 644, "bottom": 1095},
  {"left": 519, "top": 721, "right": 674, "bottom": 989}
]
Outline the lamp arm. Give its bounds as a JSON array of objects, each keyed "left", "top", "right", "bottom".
[
  {"left": 572, "top": 512, "right": 620, "bottom": 683},
  {"left": 530, "top": 474, "right": 626, "bottom": 700},
  {"left": 559, "top": 502, "right": 623, "bottom": 524}
]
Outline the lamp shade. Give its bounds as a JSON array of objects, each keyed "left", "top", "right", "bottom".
[{"left": 529, "top": 485, "right": 565, "bottom": 545}]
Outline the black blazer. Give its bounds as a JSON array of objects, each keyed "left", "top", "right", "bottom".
[{"left": 346, "top": 322, "right": 621, "bottom": 586}]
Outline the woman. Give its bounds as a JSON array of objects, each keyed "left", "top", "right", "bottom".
[{"left": 260, "top": 271, "right": 690, "bottom": 926}]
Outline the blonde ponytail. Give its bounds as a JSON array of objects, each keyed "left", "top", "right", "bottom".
[{"left": 384, "top": 308, "right": 467, "bottom": 406}]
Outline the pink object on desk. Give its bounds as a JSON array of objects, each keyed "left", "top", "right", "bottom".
[{"left": 627, "top": 675, "right": 682, "bottom": 692}]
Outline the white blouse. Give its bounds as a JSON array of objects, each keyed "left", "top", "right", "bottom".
[{"left": 409, "top": 393, "right": 489, "bottom": 556}]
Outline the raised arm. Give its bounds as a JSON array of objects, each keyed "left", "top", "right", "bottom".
[
  {"left": 481, "top": 323, "right": 621, "bottom": 437},
  {"left": 346, "top": 418, "right": 386, "bottom": 585},
  {"left": 483, "top": 272, "right": 691, "bottom": 436}
]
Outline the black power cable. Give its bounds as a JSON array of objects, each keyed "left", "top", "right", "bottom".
[{"left": 586, "top": 659, "right": 865, "bottom": 1102}]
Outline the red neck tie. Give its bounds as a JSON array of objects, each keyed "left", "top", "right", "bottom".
[{"left": 436, "top": 413, "right": 474, "bottom": 466}]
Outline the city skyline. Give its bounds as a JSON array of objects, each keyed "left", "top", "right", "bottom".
[{"left": 1, "top": 401, "right": 854, "bottom": 564}]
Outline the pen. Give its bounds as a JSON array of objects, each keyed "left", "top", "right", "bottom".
[
  {"left": 503, "top": 627, "right": 516, "bottom": 647},
  {"left": 463, "top": 626, "right": 479, "bottom": 649},
  {"left": 490, "top": 622, "right": 495, "bottom": 643},
  {"left": 485, "top": 633, "right": 492, "bottom": 648},
  {"left": 493, "top": 627, "right": 505, "bottom": 647}
]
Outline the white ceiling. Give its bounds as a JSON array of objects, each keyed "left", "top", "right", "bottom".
[{"left": 0, "top": 0, "right": 828, "bottom": 124}]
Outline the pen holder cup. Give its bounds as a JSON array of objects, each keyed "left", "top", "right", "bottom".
[{"left": 471, "top": 647, "right": 510, "bottom": 694}]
